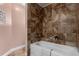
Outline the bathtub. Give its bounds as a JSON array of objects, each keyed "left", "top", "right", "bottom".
[{"left": 30, "top": 41, "right": 79, "bottom": 56}]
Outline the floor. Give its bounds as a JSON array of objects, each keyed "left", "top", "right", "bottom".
[{"left": 8, "top": 47, "right": 26, "bottom": 56}]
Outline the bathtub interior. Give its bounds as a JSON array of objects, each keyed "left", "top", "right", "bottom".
[
  {"left": 30, "top": 41, "right": 79, "bottom": 56},
  {"left": 33, "top": 41, "right": 77, "bottom": 50}
]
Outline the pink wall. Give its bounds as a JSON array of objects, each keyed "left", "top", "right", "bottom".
[
  {"left": 11, "top": 3, "right": 25, "bottom": 49},
  {"left": 0, "top": 4, "right": 25, "bottom": 55}
]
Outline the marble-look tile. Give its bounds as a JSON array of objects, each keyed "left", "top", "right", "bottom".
[
  {"left": 42, "top": 4, "right": 79, "bottom": 45},
  {"left": 28, "top": 3, "right": 79, "bottom": 46},
  {"left": 28, "top": 4, "right": 43, "bottom": 43}
]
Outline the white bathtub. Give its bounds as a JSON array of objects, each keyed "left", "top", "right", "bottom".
[{"left": 30, "top": 41, "right": 79, "bottom": 56}]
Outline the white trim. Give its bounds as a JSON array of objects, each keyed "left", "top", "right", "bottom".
[{"left": 2, "top": 45, "right": 25, "bottom": 56}]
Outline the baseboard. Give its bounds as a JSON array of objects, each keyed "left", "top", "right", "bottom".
[{"left": 2, "top": 45, "right": 25, "bottom": 56}]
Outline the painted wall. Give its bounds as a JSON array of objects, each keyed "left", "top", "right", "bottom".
[
  {"left": 0, "top": 4, "right": 25, "bottom": 55},
  {"left": 0, "top": 4, "right": 12, "bottom": 55},
  {"left": 12, "top": 4, "right": 25, "bottom": 48}
]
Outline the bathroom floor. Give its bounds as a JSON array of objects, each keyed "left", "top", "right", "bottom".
[{"left": 8, "top": 47, "right": 26, "bottom": 56}]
